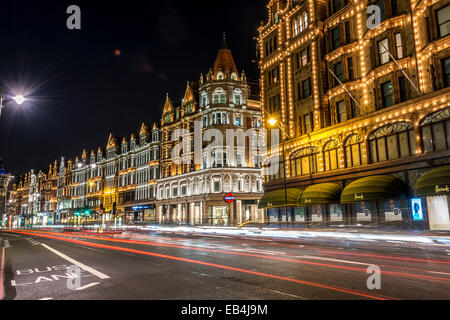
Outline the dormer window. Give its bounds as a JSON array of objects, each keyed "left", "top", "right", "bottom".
[
  {"left": 122, "top": 145, "right": 127, "bottom": 154},
  {"left": 231, "top": 73, "right": 238, "bottom": 81},
  {"left": 274, "top": 11, "right": 279, "bottom": 24},
  {"left": 130, "top": 141, "right": 136, "bottom": 150},
  {"left": 217, "top": 72, "right": 224, "bottom": 80}
]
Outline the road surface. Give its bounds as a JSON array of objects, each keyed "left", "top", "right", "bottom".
[{"left": 1, "top": 228, "right": 450, "bottom": 300}]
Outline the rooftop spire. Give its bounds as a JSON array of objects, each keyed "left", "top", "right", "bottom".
[
  {"left": 213, "top": 33, "right": 238, "bottom": 76},
  {"left": 222, "top": 32, "right": 228, "bottom": 49}
]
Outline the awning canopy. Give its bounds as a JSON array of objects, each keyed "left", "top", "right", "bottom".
[
  {"left": 340, "top": 175, "right": 408, "bottom": 203},
  {"left": 415, "top": 165, "right": 450, "bottom": 197},
  {"left": 300, "top": 183, "right": 342, "bottom": 205},
  {"left": 258, "top": 187, "right": 303, "bottom": 209}
]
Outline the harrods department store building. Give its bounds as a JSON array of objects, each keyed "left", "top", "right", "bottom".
[
  {"left": 257, "top": 0, "right": 450, "bottom": 230},
  {"left": 4, "top": 40, "right": 265, "bottom": 228}
]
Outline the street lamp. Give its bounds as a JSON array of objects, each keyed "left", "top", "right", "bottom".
[
  {"left": 267, "top": 117, "right": 290, "bottom": 227},
  {"left": 0, "top": 94, "right": 28, "bottom": 118}
]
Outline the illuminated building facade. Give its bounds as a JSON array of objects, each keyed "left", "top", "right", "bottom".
[
  {"left": 155, "top": 39, "right": 265, "bottom": 225},
  {"left": 258, "top": 0, "right": 450, "bottom": 230}
]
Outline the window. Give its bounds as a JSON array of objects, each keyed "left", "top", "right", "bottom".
[
  {"left": 421, "top": 107, "right": 450, "bottom": 153},
  {"left": 369, "top": 123, "right": 416, "bottom": 163},
  {"left": 217, "top": 72, "right": 224, "bottom": 80},
  {"left": 347, "top": 57, "right": 354, "bottom": 80},
  {"left": 301, "top": 49, "right": 308, "bottom": 66},
  {"left": 233, "top": 90, "right": 242, "bottom": 105},
  {"left": 443, "top": 57, "right": 450, "bottom": 87},
  {"left": 201, "top": 93, "right": 207, "bottom": 107},
  {"left": 381, "top": 81, "right": 394, "bottom": 108},
  {"left": 231, "top": 73, "right": 238, "bottom": 80},
  {"left": 337, "top": 100, "right": 347, "bottom": 123},
  {"left": 299, "top": 16, "right": 303, "bottom": 33},
  {"left": 378, "top": 38, "right": 389, "bottom": 64},
  {"left": 302, "top": 79, "right": 310, "bottom": 98},
  {"left": 344, "top": 134, "right": 363, "bottom": 167},
  {"left": 303, "top": 13, "right": 308, "bottom": 29},
  {"left": 437, "top": 6, "right": 450, "bottom": 37},
  {"left": 202, "top": 115, "right": 208, "bottom": 128},
  {"left": 332, "top": 0, "right": 343, "bottom": 13},
  {"left": 399, "top": 76, "right": 407, "bottom": 102},
  {"left": 172, "top": 187, "right": 178, "bottom": 197},
  {"left": 333, "top": 62, "right": 343, "bottom": 86},
  {"left": 345, "top": 21, "right": 351, "bottom": 43},
  {"left": 376, "top": 0, "right": 385, "bottom": 21},
  {"left": 331, "top": 27, "right": 341, "bottom": 50},
  {"left": 293, "top": 20, "right": 298, "bottom": 36},
  {"left": 323, "top": 140, "right": 339, "bottom": 171},
  {"left": 290, "top": 147, "right": 318, "bottom": 177},
  {"left": 234, "top": 113, "right": 242, "bottom": 126},
  {"left": 304, "top": 114, "right": 312, "bottom": 133},
  {"left": 395, "top": 33, "right": 403, "bottom": 59},
  {"left": 350, "top": 98, "right": 358, "bottom": 119},
  {"left": 274, "top": 11, "right": 279, "bottom": 24}
]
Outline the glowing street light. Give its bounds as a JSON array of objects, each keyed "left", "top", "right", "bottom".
[
  {"left": 0, "top": 93, "right": 28, "bottom": 118},
  {"left": 268, "top": 117, "right": 278, "bottom": 127},
  {"left": 12, "top": 95, "right": 26, "bottom": 105}
]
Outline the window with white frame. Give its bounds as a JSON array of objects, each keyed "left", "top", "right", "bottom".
[
  {"left": 437, "top": 6, "right": 450, "bottom": 37},
  {"left": 395, "top": 33, "right": 403, "bottom": 59},
  {"left": 233, "top": 89, "right": 242, "bottom": 105},
  {"left": 200, "top": 92, "right": 208, "bottom": 107},
  {"left": 378, "top": 38, "right": 389, "bottom": 64}
]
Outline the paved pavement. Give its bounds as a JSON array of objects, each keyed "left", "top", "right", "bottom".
[{"left": 1, "top": 228, "right": 450, "bottom": 300}]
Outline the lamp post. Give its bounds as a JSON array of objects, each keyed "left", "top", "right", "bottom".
[
  {"left": 267, "top": 117, "right": 290, "bottom": 227},
  {"left": 0, "top": 94, "right": 27, "bottom": 118}
]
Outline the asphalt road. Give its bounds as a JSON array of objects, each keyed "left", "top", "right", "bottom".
[{"left": 1, "top": 228, "right": 450, "bottom": 300}]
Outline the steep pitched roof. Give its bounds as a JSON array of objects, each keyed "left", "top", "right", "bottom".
[
  {"left": 139, "top": 122, "right": 148, "bottom": 136},
  {"left": 162, "top": 93, "right": 174, "bottom": 114},
  {"left": 107, "top": 133, "right": 116, "bottom": 149},
  {"left": 212, "top": 33, "right": 238, "bottom": 76},
  {"left": 183, "top": 81, "right": 196, "bottom": 105}
]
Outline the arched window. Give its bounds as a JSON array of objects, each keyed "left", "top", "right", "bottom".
[
  {"left": 233, "top": 89, "right": 242, "bottom": 105},
  {"left": 217, "top": 72, "right": 224, "bottom": 80},
  {"left": 344, "top": 134, "right": 363, "bottom": 167},
  {"left": 231, "top": 73, "right": 238, "bottom": 81},
  {"left": 368, "top": 122, "right": 415, "bottom": 163},
  {"left": 298, "top": 16, "right": 303, "bottom": 33},
  {"left": 200, "top": 91, "right": 208, "bottom": 108},
  {"left": 421, "top": 106, "right": 450, "bottom": 153},
  {"left": 290, "top": 147, "right": 318, "bottom": 177},
  {"left": 323, "top": 140, "right": 339, "bottom": 171}
]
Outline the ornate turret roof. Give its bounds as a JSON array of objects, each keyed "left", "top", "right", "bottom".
[
  {"left": 212, "top": 33, "right": 238, "bottom": 76},
  {"left": 162, "top": 93, "right": 174, "bottom": 115},
  {"left": 152, "top": 122, "right": 158, "bottom": 130},
  {"left": 122, "top": 137, "right": 128, "bottom": 144},
  {"left": 90, "top": 150, "right": 95, "bottom": 156},
  {"left": 82, "top": 149, "right": 87, "bottom": 159},
  {"left": 183, "top": 81, "right": 196, "bottom": 105},
  {"left": 107, "top": 133, "right": 116, "bottom": 149},
  {"left": 130, "top": 133, "right": 136, "bottom": 141},
  {"left": 139, "top": 122, "right": 148, "bottom": 136},
  {"left": 97, "top": 147, "right": 102, "bottom": 154}
]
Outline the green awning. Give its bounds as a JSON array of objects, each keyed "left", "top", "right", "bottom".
[
  {"left": 300, "top": 183, "right": 342, "bottom": 205},
  {"left": 415, "top": 165, "right": 450, "bottom": 197},
  {"left": 258, "top": 187, "right": 304, "bottom": 209},
  {"left": 340, "top": 175, "right": 407, "bottom": 203}
]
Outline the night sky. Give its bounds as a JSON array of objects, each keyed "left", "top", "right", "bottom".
[{"left": 0, "top": 0, "right": 267, "bottom": 174}]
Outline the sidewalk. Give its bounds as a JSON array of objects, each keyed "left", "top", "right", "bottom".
[{"left": 120, "top": 224, "right": 450, "bottom": 248}]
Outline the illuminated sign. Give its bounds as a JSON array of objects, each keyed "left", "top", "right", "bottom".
[
  {"left": 132, "top": 205, "right": 150, "bottom": 211},
  {"left": 224, "top": 193, "right": 236, "bottom": 204},
  {"left": 411, "top": 198, "right": 424, "bottom": 221}
]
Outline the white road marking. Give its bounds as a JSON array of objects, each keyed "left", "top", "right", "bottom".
[
  {"left": 298, "top": 255, "right": 372, "bottom": 266},
  {"left": 38, "top": 297, "right": 53, "bottom": 300},
  {"left": 428, "top": 271, "right": 450, "bottom": 276},
  {"left": 40, "top": 244, "right": 110, "bottom": 280},
  {"left": 74, "top": 282, "right": 100, "bottom": 291}
]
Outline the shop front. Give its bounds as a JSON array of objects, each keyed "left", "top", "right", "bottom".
[
  {"left": 125, "top": 204, "right": 157, "bottom": 224},
  {"left": 414, "top": 165, "right": 450, "bottom": 230},
  {"left": 340, "top": 175, "right": 411, "bottom": 229}
]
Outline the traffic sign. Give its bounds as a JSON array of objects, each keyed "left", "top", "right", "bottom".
[{"left": 224, "top": 193, "right": 236, "bottom": 204}]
